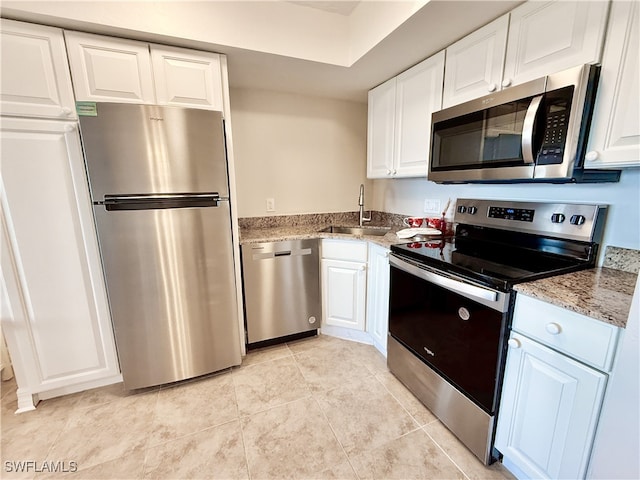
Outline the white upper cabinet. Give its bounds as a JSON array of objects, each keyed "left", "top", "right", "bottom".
[
  {"left": 394, "top": 51, "right": 445, "bottom": 177},
  {"left": 367, "top": 78, "right": 396, "bottom": 178},
  {"left": 151, "top": 45, "right": 224, "bottom": 111},
  {"left": 367, "top": 51, "right": 444, "bottom": 179},
  {"left": 65, "top": 31, "right": 156, "bottom": 104},
  {"left": 443, "top": 15, "right": 509, "bottom": 108},
  {"left": 503, "top": 0, "right": 609, "bottom": 87},
  {"left": 0, "top": 19, "right": 76, "bottom": 119},
  {"left": 585, "top": 0, "right": 640, "bottom": 169},
  {"left": 65, "top": 31, "right": 225, "bottom": 112},
  {"left": 442, "top": 1, "right": 610, "bottom": 108}
]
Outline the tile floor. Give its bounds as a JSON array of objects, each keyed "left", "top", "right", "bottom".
[{"left": 1, "top": 334, "right": 515, "bottom": 479}]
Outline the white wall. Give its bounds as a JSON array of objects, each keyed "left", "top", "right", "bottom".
[
  {"left": 229, "top": 88, "right": 369, "bottom": 217},
  {"left": 371, "top": 169, "right": 640, "bottom": 254}
]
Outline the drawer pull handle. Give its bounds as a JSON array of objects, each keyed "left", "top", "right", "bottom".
[
  {"left": 507, "top": 338, "right": 521, "bottom": 349},
  {"left": 545, "top": 322, "right": 562, "bottom": 335}
]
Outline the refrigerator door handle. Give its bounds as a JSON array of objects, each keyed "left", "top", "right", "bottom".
[{"left": 101, "top": 193, "right": 225, "bottom": 211}]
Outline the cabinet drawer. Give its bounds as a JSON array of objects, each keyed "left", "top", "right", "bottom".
[
  {"left": 321, "top": 239, "right": 367, "bottom": 262},
  {"left": 513, "top": 294, "right": 620, "bottom": 372}
]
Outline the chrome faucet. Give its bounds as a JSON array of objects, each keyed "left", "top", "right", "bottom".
[{"left": 358, "top": 184, "right": 372, "bottom": 227}]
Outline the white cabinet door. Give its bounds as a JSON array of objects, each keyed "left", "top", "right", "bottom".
[
  {"left": 366, "top": 244, "right": 389, "bottom": 355},
  {"left": 321, "top": 258, "right": 366, "bottom": 331},
  {"left": 443, "top": 15, "right": 509, "bottom": 108},
  {"left": 367, "top": 77, "right": 396, "bottom": 178},
  {"left": 585, "top": 0, "right": 640, "bottom": 169},
  {"left": 151, "top": 45, "right": 224, "bottom": 111},
  {"left": 0, "top": 117, "right": 120, "bottom": 411},
  {"left": 0, "top": 19, "right": 76, "bottom": 119},
  {"left": 65, "top": 31, "right": 155, "bottom": 104},
  {"left": 495, "top": 332, "right": 607, "bottom": 480},
  {"left": 394, "top": 51, "right": 444, "bottom": 177},
  {"left": 503, "top": 1, "right": 609, "bottom": 87}
]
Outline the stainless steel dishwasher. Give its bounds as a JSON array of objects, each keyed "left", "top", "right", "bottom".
[{"left": 241, "top": 239, "right": 321, "bottom": 347}]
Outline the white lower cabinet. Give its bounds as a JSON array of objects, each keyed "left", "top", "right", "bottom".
[
  {"left": 366, "top": 244, "right": 390, "bottom": 355},
  {"left": 321, "top": 239, "right": 367, "bottom": 331},
  {"left": 0, "top": 117, "right": 121, "bottom": 412},
  {"left": 495, "top": 294, "right": 619, "bottom": 479},
  {"left": 496, "top": 332, "right": 607, "bottom": 479}
]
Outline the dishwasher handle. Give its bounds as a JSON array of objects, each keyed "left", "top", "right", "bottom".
[{"left": 252, "top": 248, "right": 312, "bottom": 261}]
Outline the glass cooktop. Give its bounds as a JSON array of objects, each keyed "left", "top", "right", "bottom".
[{"left": 390, "top": 234, "right": 592, "bottom": 292}]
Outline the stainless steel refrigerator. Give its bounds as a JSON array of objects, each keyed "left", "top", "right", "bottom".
[{"left": 79, "top": 103, "right": 241, "bottom": 389}]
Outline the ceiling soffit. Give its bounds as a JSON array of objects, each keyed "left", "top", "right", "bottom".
[{"left": 0, "top": 1, "right": 523, "bottom": 101}]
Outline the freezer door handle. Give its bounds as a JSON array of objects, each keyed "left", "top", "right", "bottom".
[{"left": 101, "top": 193, "right": 226, "bottom": 211}]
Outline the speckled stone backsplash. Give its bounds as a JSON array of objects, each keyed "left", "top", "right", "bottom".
[
  {"left": 603, "top": 246, "right": 640, "bottom": 274},
  {"left": 238, "top": 211, "right": 407, "bottom": 230}
]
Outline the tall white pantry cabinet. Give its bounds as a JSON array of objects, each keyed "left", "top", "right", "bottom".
[
  {"left": 0, "top": 19, "right": 121, "bottom": 411},
  {"left": 1, "top": 18, "right": 242, "bottom": 410}
]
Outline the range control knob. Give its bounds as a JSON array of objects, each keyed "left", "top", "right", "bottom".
[
  {"left": 570, "top": 214, "right": 586, "bottom": 226},
  {"left": 551, "top": 213, "right": 566, "bottom": 223},
  {"left": 457, "top": 206, "right": 467, "bottom": 214},
  {"left": 468, "top": 206, "right": 478, "bottom": 215}
]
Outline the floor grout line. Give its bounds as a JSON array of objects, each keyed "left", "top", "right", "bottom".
[
  {"left": 311, "top": 394, "right": 362, "bottom": 480},
  {"left": 422, "top": 425, "right": 473, "bottom": 480}
]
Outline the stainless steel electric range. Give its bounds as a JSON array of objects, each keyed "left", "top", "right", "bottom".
[{"left": 387, "top": 199, "right": 607, "bottom": 465}]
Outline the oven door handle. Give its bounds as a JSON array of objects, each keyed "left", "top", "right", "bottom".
[{"left": 389, "top": 255, "right": 508, "bottom": 311}]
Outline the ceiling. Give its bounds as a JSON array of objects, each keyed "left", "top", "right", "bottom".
[
  {"left": 1, "top": 1, "right": 523, "bottom": 103},
  {"left": 222, "top": 1, "right": 522, "bottom": 101},
  {"left": 287, "top": 1, "right": 361, "bottom": 16}
]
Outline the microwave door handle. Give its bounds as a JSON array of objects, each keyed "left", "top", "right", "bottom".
[{"left": 521, "top": 95, "right": 544, "bottom": 164}]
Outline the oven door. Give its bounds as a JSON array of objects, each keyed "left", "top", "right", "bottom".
[{"left": 388, "top": 254, "right": 510, "bottom": 414}]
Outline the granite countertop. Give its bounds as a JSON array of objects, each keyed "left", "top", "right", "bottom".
[
  {"left": 239, "top": 224, "right": 407, "bottom": 249},
  {"left": 514, "top": 267, "right": 637, "bottom": 328},
  {"left": 240, "top": 215, "right": 639, "bottom": 330}
]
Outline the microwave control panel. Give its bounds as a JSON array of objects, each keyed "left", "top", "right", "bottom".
[{"left": 536, "top": 88, "right": 573, "bottom": 165}]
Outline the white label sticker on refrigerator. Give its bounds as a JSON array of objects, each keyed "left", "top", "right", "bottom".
[{"left": 76, "top": 102, "right": 98, "bottom": 117}]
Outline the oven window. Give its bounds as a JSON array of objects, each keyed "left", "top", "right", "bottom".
[
  {"left": 388, "top": 265, "right": 506, "bottom": 414},
  {"left": 431, "top": 98, "right": 533, "bottom": 171}
]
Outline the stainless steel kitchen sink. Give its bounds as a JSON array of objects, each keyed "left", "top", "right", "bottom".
[{"left": 320, "top": 225, "right": 391, "bottom": 236}]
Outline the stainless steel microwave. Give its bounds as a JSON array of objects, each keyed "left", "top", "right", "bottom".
[{"left": 428, "top": 64, "right": 620, "bottom": 184}]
